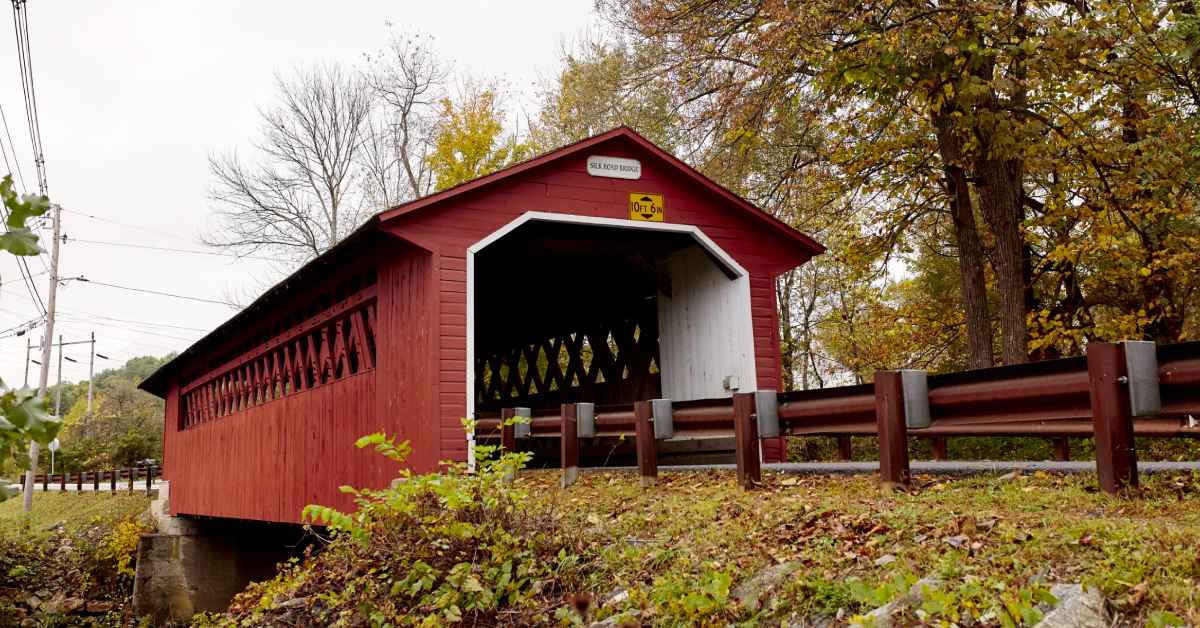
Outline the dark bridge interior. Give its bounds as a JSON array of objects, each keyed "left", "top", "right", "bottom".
[{"left": 473, "top": 220, "right": 716, "bottom": 412}]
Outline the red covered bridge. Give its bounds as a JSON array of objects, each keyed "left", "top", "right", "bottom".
[{"left": 140, "top": 127, "right": 824, "bottom": 523}]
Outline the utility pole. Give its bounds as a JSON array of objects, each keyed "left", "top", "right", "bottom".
[
  {"left": 25, "top": 335, "right": 95, "bottom": 421},
  {"left": 23, "top": 203, "right": 60, "bottom": 513},
  {"left": 86, "top": 332, "right": 94, "bottom": 421},
  {"left": 54, "top": 334, "right": 63, "bottom": 418},
  {"left": 23, "top": 336, "right": 30, "bottom": 387}
]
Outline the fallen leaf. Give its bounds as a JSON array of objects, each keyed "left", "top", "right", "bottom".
[
  {"left": 1126, "top": 581, "right": 1148, "bottom": 607},
  {"left": 943, "top": 535, "right": 969, "bottom": 548}
]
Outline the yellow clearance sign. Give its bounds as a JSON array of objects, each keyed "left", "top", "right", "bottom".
[{"left": 628, "top": 193, "right": 664, "bottom": 222}]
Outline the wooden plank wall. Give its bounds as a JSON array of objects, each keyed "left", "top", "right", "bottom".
[
  {"left": 657, "top": 246, "right": 759, "bottom": 399},
  {"left": 374, "top": 244, "right": 439, "bottom": 472},
  {"left": 166, "top": 373, "right": 386, "bottom": 522},
  {"left": 385, "top": 134, "right": 805, "bottom": 463}
]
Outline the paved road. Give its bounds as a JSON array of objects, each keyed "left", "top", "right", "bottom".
[{"left": 6, "top": 480, "right": 164, "bottom": 494}]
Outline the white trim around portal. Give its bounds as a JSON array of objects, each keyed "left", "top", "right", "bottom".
[{"left": 464, "top": 211, "right": 751, "bottom": 467}]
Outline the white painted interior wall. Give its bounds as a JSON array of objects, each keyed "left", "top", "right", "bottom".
[{"left": 656, "top": 246, "right": 758, "bottom": 400}]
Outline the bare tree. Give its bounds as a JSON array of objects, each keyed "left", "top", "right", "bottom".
[
  {"left": 206, "top": 63, "right": 373, "bottom": 261},
  {"left": 359, "top": 30, "right": 450, "bottom": 208}
]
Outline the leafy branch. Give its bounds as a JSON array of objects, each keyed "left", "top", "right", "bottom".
[{"left": 0, "top": 173, "right": 60, "bottom": 472}]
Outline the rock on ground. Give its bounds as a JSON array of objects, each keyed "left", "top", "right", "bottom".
[
  {"left": 1034, "top": 584, "right": 1110, "bottom": 628},
  {"left": 854, "top": 577, "right": 942, "bottom": 628},
  {"left": 731, "top": 561, "right": 804, "bottom": 612}
]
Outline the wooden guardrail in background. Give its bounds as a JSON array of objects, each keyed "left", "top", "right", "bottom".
[
  {"left": 476, "top": 341, "right": 1200, "bottom": 495},
  {"left": 28, "top": 465, "right": 160, "bottom": 496}
]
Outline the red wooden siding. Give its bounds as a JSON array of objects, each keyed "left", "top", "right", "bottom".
[
  {"left": 374, "top": 242, "right": 440, "bottom": 471},
  {"left": 166, "top": 372, "right": 383, "bottom": 521},
  {"left": 161, "top": 241, "right": 438, "bottom": 522},
  {"left": 384, "top": 134, "right": 810, "bottom": 465}
]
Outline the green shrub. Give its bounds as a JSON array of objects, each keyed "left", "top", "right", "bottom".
[
  {"left": 212, "top": 417, "right": 584, "bottom": 626},
  {"left": 847, "top": 573, "right": 1057, "bottom": 627}
]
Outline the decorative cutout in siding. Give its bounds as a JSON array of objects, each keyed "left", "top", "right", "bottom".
[
  {"left": 474, "top": 315, "right": 660, "bottom": 410},
  {"left": 179, "top": 286, "right": 377, "bottom": 429}
]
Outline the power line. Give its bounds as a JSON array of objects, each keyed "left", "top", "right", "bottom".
[
  {"left": 65, "top": 236, "right": 291, "bottom": 262},
  {"left": 0, "top": 104, "right": 13, "bottom": 180},
  {"left": 69, "top": 276, "right": 239, "bottom": 307},
  {"left": 59, "top": 208, "right": 197, "bottom": 244},
  {"left": 18, "top": 258, "right": 44, "bottom": 313},
  {"left": 0, "top": 288, "right": 210, "bottom": 333},
  {"left": 59, "top": 310, "right": 208, "bottom": 333},
  {"left": 11, "top": 0, "right": 45, "bottom": 194},
  {"left": 57, "top": 312, "right": 200, "bottom": 342},
  {"left": 0, "top": 267, "right": 44, "bottom": 285},
  {"left": 0, "top": 190, "right": 47, "bottom": 316},
  {"left": 0, "top": 102, "right": 23, "bottom": 190},
  {"left": 0, "top": 313, "right": 40, "bottom": 337},
  {"left": 4, "top": 0, "right": 52, "bottom": 326}
]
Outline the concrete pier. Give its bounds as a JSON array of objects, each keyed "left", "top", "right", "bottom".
[{"left": 132, "top": 482, "right": 308, "bottom": 623}]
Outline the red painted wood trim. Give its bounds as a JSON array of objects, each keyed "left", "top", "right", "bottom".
[
  {"left": 181, "top": 285, "right": 377, "bottom": 395},
  {"left": 379, "top": 127, "right": 824, "bottom": 256}
]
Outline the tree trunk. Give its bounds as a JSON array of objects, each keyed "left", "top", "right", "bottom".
[
  {"left": 976, "top": 156, "right": 1029, "bottom": 364},
  {"left": 933, "top": 112, "right": 994, "bottom": 369},
  {"left": 973, "top": 8, "right": 1031, "bottom": 366},
  {"left": 777, "top": 272, "right": 795, "bottom": 392}
]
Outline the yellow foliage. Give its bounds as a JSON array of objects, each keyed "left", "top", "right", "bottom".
[
  {"left": 426, "top": 86, "right": 530, "bottom": 191},
  {"left": 97, "top": 517, "right": 149, "bottom": 577}
]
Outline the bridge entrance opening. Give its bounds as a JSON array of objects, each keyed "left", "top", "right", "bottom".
[{"left": 468, "top": 213, "right": 758, "bottom": 421}]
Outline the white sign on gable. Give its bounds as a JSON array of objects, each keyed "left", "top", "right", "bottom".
[{"left": 586, "top": 155, "right": 642, "bottom": 180}]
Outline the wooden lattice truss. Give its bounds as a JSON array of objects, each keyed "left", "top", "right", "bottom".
[
  {"left": 475, "top": 312, "right": 661, "bottom": 410},
  {"left": 179, "top": 287, "right": 377, "bottom": 429}
]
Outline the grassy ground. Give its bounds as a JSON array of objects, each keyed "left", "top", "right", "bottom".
[
  {"left": 203, "top": 456, "right": 1200, "bottom": 626},
  {"left": 519, "top": 468, "right": 1200, "bottom": 625},
  {"left": 0, "top": 492, "right": 153, "bottom": 626},
  {"left": 0, "top": 492, "right": 151, "bottom": 541}
]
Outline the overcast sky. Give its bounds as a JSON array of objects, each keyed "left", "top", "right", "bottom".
[{"left": 0, "top": 1, "right": 598, "bottom": 390}]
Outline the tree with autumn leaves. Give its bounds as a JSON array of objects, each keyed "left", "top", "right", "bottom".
[{"left": 578, "top": 0, "right": 1199, "bottom": 384}]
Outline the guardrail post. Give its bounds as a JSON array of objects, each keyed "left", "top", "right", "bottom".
[
  {"left": 1087, "top": 342, "right": 1138, "bottom": 494},
  {"left": 651, "top": 399, "right": 674, "bottom": 440},
  {"left": 109, "top": 470, "right": 116, "bottom": 494},
  {"left": 560, "top": 403, "right": 579, "bottom": 488},
  {"left": 754, "top": 390, "right": 780, "bottom": 438},
  {"left": 76, "top": 471, "right": 82, "bottom": 492},
  {"left": 127, "top": 467, "right": 134, "bottom": 494},
  {"left": 92, "top": 471, "right": 99, "bottom": 492},
  {"left": 837, "top": 436, "right": 852, "bottom": 461},
  {"left": 146, "top": 466, "right": 154, "bottom": 495},
  {"left": 59, "top": 473, "right": 66, "bottom": 492},
  {"left": 931, "top": 437, "right": 948, "bottom": 461},
  {"left": 733, "top": 392, "right": 761, "bottom": 489},
  {"left": 513, "top": 406, "right": 532, "bottom": 440},
  {"left": 1053, "top": 438, "right": 1070, "bottom": 462},
  {"left": 634, "top": 400, "right": 657, "bottom": 488},
  {"left": 41, "top": 473, "right": 47, "bottom": 492},
  {"left": 577, "top": 402, "right": 596, "bottom": 439},
  {"left": 500, "top": 408, "right": 516, "bottom": 453},
  {"left": 875, "top": 371, "right": 911, "bottom": 489}
]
